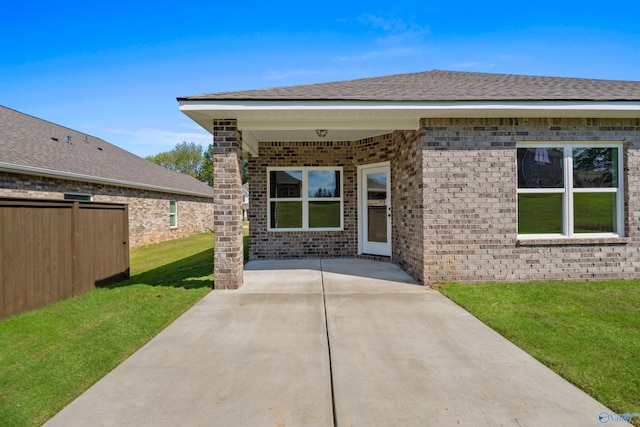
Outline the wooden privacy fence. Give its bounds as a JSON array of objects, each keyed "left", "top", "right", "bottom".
[{"left": 1, "top": 198, "right": 130, "bottom": 319}]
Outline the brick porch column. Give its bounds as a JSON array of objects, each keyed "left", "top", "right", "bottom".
[{"left": 212, "top": 120, "right": 244, "bottom": 289}]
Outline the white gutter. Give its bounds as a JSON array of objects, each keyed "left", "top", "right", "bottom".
[
  {"left": 179, "top": 99, "right": 640, "bottom": 114},
  {"left": 0, "top": 162, "right": 212, "bottom": 199}
]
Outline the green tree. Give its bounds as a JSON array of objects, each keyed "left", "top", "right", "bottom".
[
  {"left": 172, "top": 142, "right": 204, "bottom": 178},
  {"left": 191, "top": 145, "right": 245, "bottom": 186},
  {"left": 314, "top": 188, "right": 333, "bottom": 197},
  {"left": 146, "top": 142, "right": 205, "bottom": 180},
  {"left": 147, "top": 142, "right": 249, "bottom": 186},
  {"left": 242, "top": 159, "right": 249, "bottom": 184},
  {"left": 199, "top": 144, "right": 214, "bottom": 186}
]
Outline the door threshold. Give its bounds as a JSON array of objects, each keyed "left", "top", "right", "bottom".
[{"left": 357, "top": 254, "right": 392, "bottom": 262}]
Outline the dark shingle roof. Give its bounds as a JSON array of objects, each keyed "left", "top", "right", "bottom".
[
  {"left": 0, "top": 106, "right": 212, "bottom": 198},
  {"left": 178, "top": 70, "right": 640, "bottom": 102}
]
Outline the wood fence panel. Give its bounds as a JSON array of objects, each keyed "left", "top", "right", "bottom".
[
  {"left": 47, "top": 206, "right": 74, "bottom": 309},
  {"left": 1, "top": 206, "right": 18, "bottom": 317},
  {"left": 75, "top": 203, "right": 129, "bottom": 291},
  {"left": 0, "top": 199, "right": 129, "bottom": 319},
  {"left": 0, "top": 202, "right": 75, "bottom": 318}
]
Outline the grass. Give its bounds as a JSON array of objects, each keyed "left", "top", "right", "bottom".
[
  {"left": 244, "top": 229, "right": 249, "bottom": 262},
  {"left": 440, "top": 280, "right": 640, "bottom": 425},
  {"left": 0, "top": 233, "right": 215, "bottom": 427}
]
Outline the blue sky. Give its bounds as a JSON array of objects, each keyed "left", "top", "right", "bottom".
[{"left": 2, "top": 1, "right": 640, "bottom": 157}]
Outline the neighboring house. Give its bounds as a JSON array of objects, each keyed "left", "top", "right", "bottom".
[
  {"left": 178, "top": 69, "right": 640, "bottom": 289},
  {"left": 242, "top": 182, "right": 249, "bottom": 221},
  {"left": 0, "top": 105, "right": 213, "bottom": 248}
]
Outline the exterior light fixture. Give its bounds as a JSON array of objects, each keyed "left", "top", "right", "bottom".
[{"left": 316, "top": 129, "right": 328, "bottom": 137}]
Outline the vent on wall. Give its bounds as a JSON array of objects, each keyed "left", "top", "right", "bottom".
[{"left": 64, "top": 193, "right": 92, "bottom": 201}]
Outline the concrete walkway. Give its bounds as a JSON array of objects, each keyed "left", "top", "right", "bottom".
[{"left": 45, "top": 259, "right": 623, "bottom": 427}]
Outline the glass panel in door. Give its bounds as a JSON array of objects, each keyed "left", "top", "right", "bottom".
[
  {"left": 367, "top": 172, "right": 387, "bottom": 243},
  {"left": 360, "top": 164, "right": 391, "bottom": 257}
]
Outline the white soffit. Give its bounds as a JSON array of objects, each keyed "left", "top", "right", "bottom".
[
  {"left": 180, "top": 100, "right": 640, "bottom": 128},
  {"left": 179, "top": 100, "right": 640, "bottom": 155}
]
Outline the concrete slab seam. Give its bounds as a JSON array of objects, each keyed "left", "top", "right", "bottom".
[{"left": 320, "top": 259, "right": 338, "bottom": 427}]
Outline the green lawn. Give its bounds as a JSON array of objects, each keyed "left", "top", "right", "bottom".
[
  {"left": 440, "top": 280, "right": 640, "bottom": 425},
  {"left": 0, "top": 233, "right": 215, "bottom": 427}
]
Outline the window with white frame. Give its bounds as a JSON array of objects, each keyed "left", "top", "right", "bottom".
[
  {"left": 169, "top": 200, "right": 178, "bottom": 227},
  {"left": 517, "top": 143, "right": 623, "bottom": 238},
  {"left": 268, "top": 167, "right": 343, "bottom": 231}
]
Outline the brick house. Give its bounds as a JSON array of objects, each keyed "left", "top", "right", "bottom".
[
  {"left": 242, "top": 182, "right": 249, "bottom": 221},
  {"left": 0, "top": 105, "right": 213, "bottom": 248},
  {"left": 178, "top": 70, "right": 640, "bottom": 289}
]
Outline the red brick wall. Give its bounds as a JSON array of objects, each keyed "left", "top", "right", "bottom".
[
  {"left": 421, "top": 117, "right": 640, "bottom": 283},
  {"left": 212, "top": 120, "right": 244, "bottom": 289},
  {"left": 246, "top": 116, "right": 640, "bottom": 285},
  {"left": 391, "top": 129, "right": 425, "bottom": 282},
  {"left": 248, "top": 141, "right": 359, "bottom": 259},
  {"left": 247, "top": 131, "right": 426, "bottom": 282}
]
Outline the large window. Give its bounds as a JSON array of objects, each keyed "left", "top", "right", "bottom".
[
  {"left": 517, "top": 143, "right": 623, "bottom": 238},
  {"left": 268, "top": 167, "right": 342, "bottom": 231}
]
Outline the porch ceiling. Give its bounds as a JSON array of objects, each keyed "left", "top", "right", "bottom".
[{"left": 179, "top": 99, "right": 640, "bottom": 157}]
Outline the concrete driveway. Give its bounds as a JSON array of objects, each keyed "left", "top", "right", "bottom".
[{"left": 45, "top": 259, "right": 623, "bottom": 426}]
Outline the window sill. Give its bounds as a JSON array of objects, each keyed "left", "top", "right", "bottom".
[{"left": 516, "top": 236, "right": 629, "bottom": 246}]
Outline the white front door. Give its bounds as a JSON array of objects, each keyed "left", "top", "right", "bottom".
[{"left": 359, "top": 163, "right": 391, "bottom": 256}]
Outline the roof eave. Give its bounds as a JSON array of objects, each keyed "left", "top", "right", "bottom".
[
  {"left": 179, "top": 99, "right": 640, "bottom": 159},
  {"left": 179, "top": 99, "right": 640, "bottom": 126},
  {"left": 0, "top": 162, "right": 213, "bottom": 199},
  {"left": 179, "top": 98, "right": 640, "bottom": 109}
]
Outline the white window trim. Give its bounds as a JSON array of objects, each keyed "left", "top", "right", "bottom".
[
  {"left": 267, "top": 166, "right": 343, "bottom": 232},
  {"left": 169, "top": 200, "right": 178, "bottom": 228},
  {"left": 517, "top": 142, "right": 624, "bottom": 240}
]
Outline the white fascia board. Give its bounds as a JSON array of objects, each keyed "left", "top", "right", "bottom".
[
  {"left": 0, "top": 163, "right": 213, "bottom": 199},
  {"left": 179, "top": 99, "right": 640, "bottom": 115}
]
